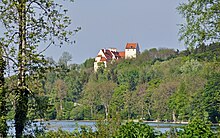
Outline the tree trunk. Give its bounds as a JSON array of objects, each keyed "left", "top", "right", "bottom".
[
  {"left": 147, "top": 106, "right": 151, "bottom": 119},
  {"left": 104, "top": 104, "right": 108, "bottom": 120},
  {"left": 141, "top": 104, "right": 144, "bottom": 120},
  {"left": 172, "top": 110, "right": 176, "bottom": 122},
  {"left": 60, "top": 99, "right": 63, "bottom": 111},
  {"left": 90, "top": 106, "right": 93, "bottom": 119},
  {"left": 15, "top": 1, "right": 28, "bottom": 138},
  {"left": 127, "top": 104, "right": 131, "bottom": 120},
  {"left": 0, "top": 45, "right": 7, "bottom": 137}
]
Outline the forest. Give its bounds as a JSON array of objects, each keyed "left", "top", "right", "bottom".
[{"left": 5, "top": 42, "right": 220, "bottom": 123}]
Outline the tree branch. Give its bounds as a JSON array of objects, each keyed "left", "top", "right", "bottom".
[
  {"left": 38, "top": 40, "right": 54, "bottom": 54},
  {"left": 2, "top": 55, "right": 18, "bottom": 66}
]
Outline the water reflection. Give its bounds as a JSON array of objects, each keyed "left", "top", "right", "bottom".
[
  {"left": 45, "top": 121, "right": 185, "bottom": 133},
  {"left": 7, "top": 120, "right": 186, "bottom": 136}
]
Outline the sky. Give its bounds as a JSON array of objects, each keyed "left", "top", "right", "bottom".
[{"left": 43, "top": 0, "right": 187, "bottom": 64}]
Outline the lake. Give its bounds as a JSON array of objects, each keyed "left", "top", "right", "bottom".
[
  {"left": 7, "top": 120, "right": 185, "bottom": 136},
  {"left": 46, "top": 120, "right": 186, "bottom": 132}
]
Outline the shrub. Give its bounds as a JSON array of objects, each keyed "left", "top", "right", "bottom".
[
  {"left": 178, "top": 117, "right": 217, "bottom": 138},
  {"left": 114, "top": 121, "right": 157, "bottom": 138}
]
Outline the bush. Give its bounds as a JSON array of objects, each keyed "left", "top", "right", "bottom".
[
  {"left": 113, "top": 121, "right": 157, "bottom": 138},
  {"left": 178, "top": 117, "right": 217, "bottom": 138}
]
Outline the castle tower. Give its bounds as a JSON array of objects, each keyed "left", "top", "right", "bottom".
[{"left": 125, "top": 43, "right": 140, "bottom": 59}]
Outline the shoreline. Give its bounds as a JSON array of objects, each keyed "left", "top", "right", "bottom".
[
  {"left": 34, "top": 119, "right": 220, "bottom": 126},
  {"left": 36, "top": 119, "right": 189, "bottom": 124}
]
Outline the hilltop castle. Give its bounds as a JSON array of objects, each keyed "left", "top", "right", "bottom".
[{"left": 94, "top": 43, "right": 140, "bottom": 71}]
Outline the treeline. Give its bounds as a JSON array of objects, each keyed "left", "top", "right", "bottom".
[{"left": 5, "top": 42, "right": 220, "bottom": 123}]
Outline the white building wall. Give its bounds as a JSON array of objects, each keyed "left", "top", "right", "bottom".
[
  {"left": 125, "top": 49, "right": 137, "bottom": 59},
  {"left": 94, "top": 62, "right": 98, "bottom": 72},
  {"left": 95, "top": 56, "right": 101, "bottom": 62},
  {"left": 97, "top": 50, "right": 106, "bottom": 57},
  {"left": 94, "top": 61, "right": 107, "bottom": 72},
  {"left": 94, "top": 44, "right": 140, "bottom": 71}
]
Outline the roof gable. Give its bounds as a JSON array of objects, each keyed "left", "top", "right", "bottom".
[
  {"left": 118, "top": 51, "right": 125, "bottom": 57},
  {"left": 125, "top": 43, "right": 138, "bottom": 49},
  {"left": 100, "top": 57, "right": 107, "bottom": 61}
]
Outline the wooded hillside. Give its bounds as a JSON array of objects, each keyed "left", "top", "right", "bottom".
[{"left": 6, "top": 42, "right": 220, "bottom": 123}]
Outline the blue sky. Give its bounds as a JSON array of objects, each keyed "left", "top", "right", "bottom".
[{"left": 44, "top": 0, "right": 187, "bottom": 64}]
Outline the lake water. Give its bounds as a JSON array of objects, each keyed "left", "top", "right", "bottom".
[{"left": 7, "top": 120, "right": 185, "bottom": 136}]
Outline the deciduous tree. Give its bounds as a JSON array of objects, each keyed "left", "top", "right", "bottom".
[
  {"left": 202, "top": 73, "right": 220, "bottom": 123},
  {"left": 177, "top": 0, "right": 220, "bottom": 48},
  {"left": 0, "top": 0, "right": 76, "bottom": 137},
  {"left": 54, "top": 79, "right": 67, "bottom": 119},
  {"left": 0, "top": 44, "right": 7, "bottom": 137},
  {"left": 82, "top": 81, "right": 99, "bottom": 119},
  {"left": 98, "top": 80, "right": 116, "bottom": 120}
]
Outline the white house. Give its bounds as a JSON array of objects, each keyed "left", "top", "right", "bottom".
[
  {"left": 94, "top": 43, "right": 140, "bottom": 71},
  {"left": 94, "top": 48, "right": 125, "bottom": 72},
  {"left": 125, "top": 43, "right": 140, "bottom": 59}
]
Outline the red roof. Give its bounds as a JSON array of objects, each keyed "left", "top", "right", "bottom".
[
  {"left": 100, "top": 57, "right": 107, "bottom": 61},
  {"left": 118, "top": 52, "right": 125, "bottom": 58},
  {"left": 100, "top": 49, "right": 112, "bottom": 60},
  {"left": 96, "top": 48, "right": 125, "bottom": 63},
  {"left": 125, "top": 43, "right": 138, "bottom": 49}
]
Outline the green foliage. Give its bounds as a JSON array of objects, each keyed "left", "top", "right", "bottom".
[
  {"left": 151, "top": 81, "right": 178, "bottom": 121},
  {"left": 161, "top": 127, "right": 179, "bottom": 138},
  {"left": 114, "top": 121, "right": 157, "bottom": 138},
  {"left": 3, "top": 40, "right": 220, "bottom": 137},
  {"left": 83, "top": 58, "right": 95, "bottom": 69},
  {"left": 0, "top": 0, "right": 76, "bottom": 136},
  {"left": 177, "top": 0, "right": 219, "bottom": 48},
  {"left": 38, "top": 129, "right": 75, "bottom": 138},
  {"left": 179, "top": 117, "right": 217, "bottom": 138},
  {"left": 193, "top": 43, "right": 220, "bottom": 62},
  {"left": 15, "top": 88, "right": 29, "bottom": 138},
  {"left": 1, "top": 1, "right": 219, "bottom": 137},
  {"left": 95, "top": 115, "right": 121, "bottom": 138},
  {"left": 37, "top": 127, "right": 96, "bottom": 138},
  {"left": 117, "top": 69, "right": 139, "bottom": 91},
  {"left": 97, "top": 62, "right": 106, "bottom": 74},
  {"left": 58, "top": 52, "right": 73, "bottom": 69},
  {"left": 110, "top": 84, "right": 128, "bottom": 118},
  {"left": 180, "top": 59, "right": 202, "bottom": 74},
  {"left": 169, "top": 83, "right": 190, "bottom": 121},
  {"left": 50, "top": 45, "right": 220, "bottom": 122},
  {"left": 0, "top": 46, "right": 7, "bottom": 137},
  {"left": 201, "top": 73, "right": 220, "bottom": 123}
]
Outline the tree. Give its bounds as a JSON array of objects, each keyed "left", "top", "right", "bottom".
[
  {"left": 134, "top": 83, "right": 148, "bottom": 120},
  {"left": 201, "top": 73, "right": 220, "bottom": 123},
  {"left": 82, "top": 80, "right": 99, "bottom": 119},
  {"left": 54, "top": 79, "right": 67, "bottom": 120},
  {"left": 0, "top": 44, "right": 7, "bottom": 137},
  {"left": 114, "top": 122, "right": 156, "bottom": 138},
  {"left": 179, "top": 117, "right": 216, "bottom": 137},
  {"left": 117, "top": 69, "right": 139, "bottom": 91},
  {"left": 177, "top": 0, "right": 220, "bottom": 48},
  {"left": 169, "top": 82, "right": 189, "bottom": 122},
  {"left": 98, "top": 80, "right": 116, "bottom": 120},
  {"left": 0, "top": 0, "right": 77, "bottom": 137},
  {"left": 82, "top": 58, "right": 95, "bottom": 69},
  {"left": 58, "top": 51, "right": 72, "bottom": 69},
  {"left": 110, "top": 84, "right": 129, "bottom": 118},
  {"left": 151, "top": 81, "right": 178, "bottom": 121}
]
